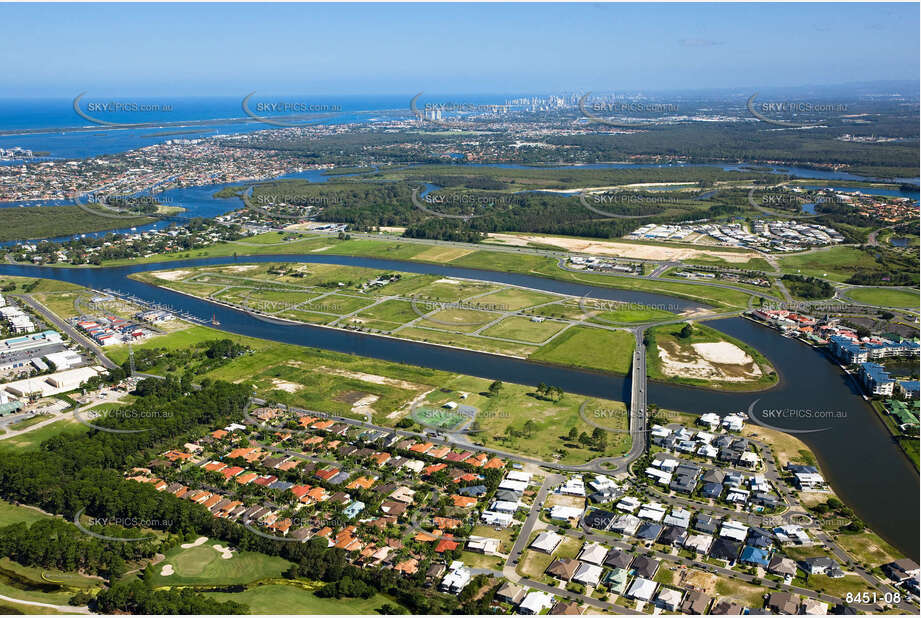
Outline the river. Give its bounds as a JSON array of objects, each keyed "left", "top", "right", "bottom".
[{"left": 0, "top": 254, "right": 916, "bottom": 558}]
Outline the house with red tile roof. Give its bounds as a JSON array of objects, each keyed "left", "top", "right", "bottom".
[
  {"left": 483, "top": 457, "right": 505, "bottom": 469},
  {"left": 433, "top": 517, "right": 461, "bottom": 529},
  {"left": 220, "top": 466, "right": 245, "bottom": 479},
  {"left": 451, "top": 495, "right": 478, "bottom": 508},
  {"left": 422, "top": 463, "right": 448, "bottom": 476},
  {"left": 435, "top": 538, "right": 459, "bottom": 553},
  {"left": 395, "top": 558, "right": 419, "bottom": 574},
  {"left": 211, "top": 429, "right": 228, "bottom": 440},
  {"left": 276, "top": 460, "right": 300, "bottom": 471},
  {"left": 202, "top": 494, "right": 223, "bottom": 509},
  {"left": 409, "top": 442, "right": 434, "bottom": 454},
  {"left": 445, "top": 450, "right": 473, "bottom": 462},
  {"left": 428, "top": 446, "right": 451, "bottom": 459},
  {"left": 315, "top": 467, "right": 340, "bottom": 481},
  {"left": 290, "top": 485, "right": 313, "bottom": 500},
  {"left": 312, "top": 420, "right": 335, "bottom": 431},
  {"left": 235, "top": 472, "right": 258, "bottom": 485},
  {"left": 202, "top": 461, "right": 227, "bottom": 473},
  {"left": 347, "top": 476, "right": 376, "bottom": 490},
  {"left": 370, "top": 452, "right": 391, "bottom": 466}
]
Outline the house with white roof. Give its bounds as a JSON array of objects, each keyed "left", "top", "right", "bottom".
[
  {"left": 530, "top": 531, "right": 563, "bottom": 553},
  {"left": 578, "top": 542, "right": 608, "bottom": 565},
  {"left": 558, "top": 477, "right": 586, "bottom": 496},
  {"left": 616, "top": 496, "right": 641, "bottom": 512},
  {"left": 626, "top": 577, "right": 657, "bottom": 601},
  {"left": 699, "top": 412, "right": 721, "bottom": 429},
  {"left": 572, "top": 562, "right": 603, "bottom": 587},
  {"left": 548, "top": 505, "right": 584, "bottom": 521},
  {"left": 637, "top": 502, "right": 666, "bottom": 522},
  {"left": 519, "top": 591, "right": 555, "bottom": 615},
  {"left": 720, "top": 519, "right": 749, "bottom": 542}
]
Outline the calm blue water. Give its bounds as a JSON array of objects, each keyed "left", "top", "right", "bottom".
[
  {"left": 0, "top": 95, "right": 520, "bottom": 160},
  {"left": 800, "top": 184, "right": 920, "bottom": 202}
]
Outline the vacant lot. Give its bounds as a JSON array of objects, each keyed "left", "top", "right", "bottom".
[
  {"left": 530, "top": 326, "right": 634, "bottom": 374},
  {"left": 482, "top": 316, "right": 568, "bottom": 343},
  {"left": 844, "top": 287, "right": 919, "bottom": 309}
]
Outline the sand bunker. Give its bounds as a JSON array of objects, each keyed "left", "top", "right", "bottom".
[
  {"left": 153, "top": 270, "right": 191, "bottom": 282},
  {"left": 180, "top": 536, "right": 208, "bottom": 549},
  {"left": 159, "top": 564, "right": 174, "bottom": 576},
  {"left": 657, "top": 340, "right": 763, "bottom": 382},
  {"left": 212, "top": 544, "right": 233, "bottom": 559}
]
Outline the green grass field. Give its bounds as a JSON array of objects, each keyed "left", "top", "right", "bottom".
[
  {"left": 530, "top": 326, "right": 635, "bottom": 374},
  {"left": 149, "top": 539, "right": 293, "bottom": 587},
  {"left": 779, "top": 246, "right": 881, "bottom": 283},
  {"left": 482, "top": 316, "right": 568, "bottom": 343},
  {"left": 0, "top": 416, "right": 90, "bottom": 453},
  {"left": 0, "top": 500, "right": 51, "bottom": 528},
  {"left": 844, "top": 287, "right": 919, "bottom": 309},
  {"left": 423, "top": 376, "right": 631, "bottom": 464},
  {"left": 206, "top": 583, "right": 403, "bottom": 614}
]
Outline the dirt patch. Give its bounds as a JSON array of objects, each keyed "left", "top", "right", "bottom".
[
  {"left": 270, "top": 379, "right": 302, "bottom": 394},
  {"left": 388, "top": 388, "right": 436, "bottom": 420},
  {"left": 299, "top": 364, "right": 427, "bottom": 390},
  {"left": 352, "top": 394, "right": 379, "bottom": 418},
  {"left": 152, "top": 270, "right": 191, "bottom": 281},
  {"left": 487, "top": 233, "right": 760, "bottom": 263},
  {"left": 224, "top": 265, "right": 258, "bottom": 273},
  {"left": 657, "top": 339, "right": 763, "bottom": 382},
  {"left": 334, "top": 390, "right": 372, "bottom": 405},
  {"left": 546, "top": 493, "right": 585, "bottom": 509},
  {"left": 678, "top": 568, "right": 717, "bottom": 595}
]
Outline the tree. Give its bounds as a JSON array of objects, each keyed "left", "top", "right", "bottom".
[
  {"left": 567, "top": 427, "right": 578, "bottom": 440},
  {"left": 523, "top": 419, "right": 536, "bottom": 437},
  {"left": 488, "top": 380, "right": 503, "bottom": 397},
  {"left": 679, "top": 323, "right": 694, "bottom": 339}
]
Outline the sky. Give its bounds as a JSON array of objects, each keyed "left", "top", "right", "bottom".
[{"left": 0, "top": 2, "right": 918, "bottom": 97}]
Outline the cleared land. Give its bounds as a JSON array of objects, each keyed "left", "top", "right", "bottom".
[
  {"left": 646, "top": 322, "right": 777, "bottom": 391},
  {"left": 844, "top": 287, "right": 919, "bottom": 309},
  {"left": 530, "top": 326, "right": 635, "bottom": 375}
]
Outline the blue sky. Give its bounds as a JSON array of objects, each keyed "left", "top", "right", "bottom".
[{"left": 1, "top": 2, "right": 918, "bottom": 96}]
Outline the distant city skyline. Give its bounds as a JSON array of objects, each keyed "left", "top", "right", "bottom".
[{"left": 0, "top": 2, "right": 918, "bottom": 97}]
